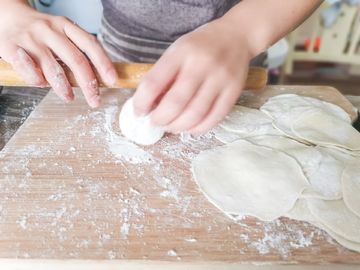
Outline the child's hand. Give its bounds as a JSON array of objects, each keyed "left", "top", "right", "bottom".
[
  {"left": 133, "top": 19, "right": 255, "bottom": 134},
  {"left": 0, "top": 1, "right": 117, "bottom": 107}
]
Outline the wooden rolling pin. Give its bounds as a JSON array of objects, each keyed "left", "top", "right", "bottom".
[{"left": 0, "top": 59, "right": 267, "bottom": 90}]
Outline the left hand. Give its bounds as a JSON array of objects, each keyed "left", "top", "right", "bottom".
[{"left": 132, "top": 18, "right": 256, "bottom": 134}]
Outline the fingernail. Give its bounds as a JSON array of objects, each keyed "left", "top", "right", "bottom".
[
  {"left": 106, "top": 69, "right": 118, "bottom": 85},
  {"left": 89, "top": 95, "right": 101, "bottom": 108}
]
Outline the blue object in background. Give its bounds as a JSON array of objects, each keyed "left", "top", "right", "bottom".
[{"left": 34, "top": 0, "right": 103, "bottom": 34}]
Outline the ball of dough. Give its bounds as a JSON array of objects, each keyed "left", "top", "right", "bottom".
[{"left": 119, "top": 98, "right": 164, "bottom": 145}]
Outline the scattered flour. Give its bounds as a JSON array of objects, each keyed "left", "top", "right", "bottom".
[
  {"left": 102, "top": 234, "right": 111, "bottom": 240},
  {"left": 121, "top": 222, "right": 130, "bottom": 238},
  {"left": 185, "top": 238, "right": 197, "bottom": 242},
  {"left": 108, "top": 250, "right": 116, "bottom": 260},
  {"left": 104, "top": 106, "right": 154, "bottom": 164},
  {"left": 167, "top": 249, "right": 178, "bottom": 256}
]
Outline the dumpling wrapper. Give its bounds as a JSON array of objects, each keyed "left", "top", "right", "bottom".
[
  {"left": 219, "top": 106, "right": 272, "bottom": 134},
  {"left": 212, "top": 126, "right": 245, "bottom": 144},
  {"left": 246, "top": 135, "right": 322, "bottom": 177},
  {"left": 291, "top": 108, "right": 360, "bottom": 150},
  {"left": 284, "top": 198, "right": 317, "bottom": 222},
  {"left": 271, "top": 107, "right": 314, "bottom": 145},
  {"left": 285, "top": 199, "right": 360, "bottom": 252},
  {"left": 301, "top": 147, "right": 344, "bottom": 200},
  {"left": 342, "top": 166, "right": 360, "bottom": 218},
  {"left": 302, "top": 96, "right": 351, "bottom": 123},
  {"left": 212, "top": 125, "right": 281, "bottom": 144},
  {"left": 192, "top": 140, "right": 309, "bottom": 221},
  {"left": 260, "top": 94, "right": 312, "bottom": 119},
  {"left": 261, "top": 94, "right": 350, "bottom": 123},
  {"left": 308, "top": 198, "right": 360, "bottom": 242}
]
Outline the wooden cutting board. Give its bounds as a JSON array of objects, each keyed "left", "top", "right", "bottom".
[{"left": 0, "top": 85, "right": 359, "bottom": 266}]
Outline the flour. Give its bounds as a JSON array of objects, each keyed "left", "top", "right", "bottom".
[
  {"left": 104, "top": 106, "right": 154, "bottom": 164},
  {"left": 101, "top": 234, "right": 111, "bottom": 240},
  {"left": 167, "top": 249, "right": 178, "bottom": 256},
  {"left": 108, "top": 250, "right": 116, "bottom": 259},
  {"left": 185, "top": 238, "right": 197, "bottom": 242},
  {"left": 19, "top": 217, "right": 27, "bottom": 229},
  {"left": 121, "top": 222, "right": 130, "bottom": 238}
]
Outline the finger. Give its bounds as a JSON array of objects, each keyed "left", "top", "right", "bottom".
[
  {"left": 165, "top": 77, "right": 223, "bottom": 133},
  {"left": 33, "top": 49, "right": 74, "bottom": 102},
  {"left": 132, "top": 54, "right": 182, "bottom": 117},
  {"left": 5, "top": 47, "right": 46, "bottom": 87},
  {"left": 46, "top": 34, "right": 100, "bottom": 108},
  {"left": 63, "top": 20, "right": 118, "bottom": 85},
  {"left": 188, "top": 85, "right": 242, "bottom": 135},
  {"left": 149, "top": 66, "right": 206, "bottom": 127}
]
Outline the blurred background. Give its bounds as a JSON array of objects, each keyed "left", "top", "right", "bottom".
[
  {"left": 27, "top": 0, "right": 360, "bottom": 96},
  {"left": 1, "top": 0, "right": 360, "bottom": 149}
]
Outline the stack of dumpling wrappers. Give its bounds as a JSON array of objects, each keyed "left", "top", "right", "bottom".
[{"left": 192, "top": 94, "right": 360, "bottom": 252}]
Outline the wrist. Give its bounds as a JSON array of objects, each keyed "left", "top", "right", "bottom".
[
  {"left": 214, "top": 17, "right": 260, "bottom": 61},
  {"left": 1, "top": 0, "right": 30, "bottom": 7},
  {"left": 0, "top": 0, "right": 33, "bottom": 20}
]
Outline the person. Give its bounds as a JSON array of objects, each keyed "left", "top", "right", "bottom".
[{"left": 0, "top": 0, "right": 322, "bottom": 134}]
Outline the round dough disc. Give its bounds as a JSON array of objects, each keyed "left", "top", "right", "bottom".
[
  {"left": 212, "top": 126, "right": 244, "bottom": 144},
  {"left": 342, "top": 166, "right": 360, "bottom": 218},
  {"left": 291, "top": 108, "right": 360, "bottom": 150},
  {"left": 307, "top": 198, "right": 360, "bottom": 242},
  {"left": 192, "top": 140, "right": 309, "bottom": 221},
  {"left": 260, "top": 94, "right": 311, "bottom": 119},
  {"left": 285, "top": 199, "right": 360, "bottom": 252},
  {"left": 301, "top": 148, "right": 344, "bottom": 200},
  {"left": 119, "top": 98, "right": 164, "bottom": 145},
  {"left": 219, "top": 106, "right": 273, "bottom": 134},
  {"left": 260, "top": 94, "right": 350, "bottom": 123},
  {"left": 311, "top": 221, "right": 360, "bottom": 253},
  {"left": 246, "top": 135, "right": 322, "bottom": 177},
  {"left": 302, "top": 96, "right": 350, "bottom": 123},
  {"left": 284, "top": 198, "right": 317, "bottom": 222},
  {"left": 271, "top": 107, "right": 313, "bottom": 145}
]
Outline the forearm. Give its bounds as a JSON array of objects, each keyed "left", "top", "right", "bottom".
[
  {"left": 222, "top": 0, "right": 323, "bottom": 58},
  {"left": 0, "top": 0, "right": 30, "bottom": 7}
]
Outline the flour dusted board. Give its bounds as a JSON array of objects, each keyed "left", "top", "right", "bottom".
[{"left": 0, "top": 86, "right": 359, "bottom": 264}]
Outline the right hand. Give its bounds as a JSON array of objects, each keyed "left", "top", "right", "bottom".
[{"left": 0, "top": 0, "right": 118, "bottom": 107}]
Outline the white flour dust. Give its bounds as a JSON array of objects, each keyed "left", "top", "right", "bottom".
[
  {"left": 0, "top": 94, "right": 347, "bottom": 261},
  {"left": 104, "top": 106, "right": 154, "bottom": 164}
]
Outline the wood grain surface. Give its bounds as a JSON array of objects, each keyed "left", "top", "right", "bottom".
[
  {"left": 0, "top": 85, "right": 359, "bottom": 265},
  {"left": 0, "top": 60, "right": 268, "bottom": 90}
]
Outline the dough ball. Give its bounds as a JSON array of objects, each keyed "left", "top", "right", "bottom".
[
  {"left": 119, "top": 98, "right": 164, "bottom": 145},
  {"left": 192, "top": 140, "right": 309, "bottom": 221}
]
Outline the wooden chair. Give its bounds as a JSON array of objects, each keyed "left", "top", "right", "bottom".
[{"left": 284, "top": 4, "right": 360, "bottom": 74}]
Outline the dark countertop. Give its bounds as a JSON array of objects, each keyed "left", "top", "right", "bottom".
[{"left": 0, "top": 86, "right": 50, "bottom": 150}]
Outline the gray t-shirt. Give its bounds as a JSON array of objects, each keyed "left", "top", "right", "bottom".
[{"left": 98, "top": 0, "right": 266, "bottom": 66}]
